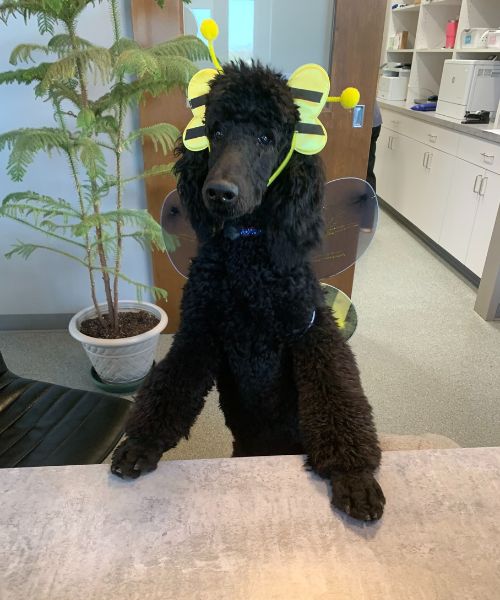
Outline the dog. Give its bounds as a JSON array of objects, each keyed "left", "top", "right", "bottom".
[{"left": 111, "top": 61, "right": 385, "bottom": 521}]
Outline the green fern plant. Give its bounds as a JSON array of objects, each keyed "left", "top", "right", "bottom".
[{"left": 0, "top": 0, "right": 206, "bottom": 334}]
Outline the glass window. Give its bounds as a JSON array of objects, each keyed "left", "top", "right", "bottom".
[{"left": 183, "top": 0, "right": 335, "bottom": 77}]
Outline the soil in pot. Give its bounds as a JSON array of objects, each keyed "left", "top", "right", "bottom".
[{"left": 80, "top": 310, "right": 160, "bottom": 339}]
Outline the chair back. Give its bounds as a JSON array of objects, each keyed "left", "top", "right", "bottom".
[{"left": 0, "top": 352, "right": 7, "bottom": 375}]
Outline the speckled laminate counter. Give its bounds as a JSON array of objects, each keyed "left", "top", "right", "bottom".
[
  {"left": 2, "top": 448, "right": 500, "bottom": 599},
  {"left": 379, "top": 99, "right": 500, "bottom": 143}
]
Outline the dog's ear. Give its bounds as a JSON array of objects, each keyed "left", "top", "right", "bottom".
[
  {"left": 173, "top": 144, "right": 215, "bottom": 242},
  {"left": 265, "top": 153, "right": 324, "bottom": 260}
]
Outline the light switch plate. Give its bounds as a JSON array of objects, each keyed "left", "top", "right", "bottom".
[{"left": 352, "top": 105, "right": 365, "bottom": 128}]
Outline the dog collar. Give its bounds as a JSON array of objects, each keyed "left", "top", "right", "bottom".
[
  {"left": 223, "top": 225, "right": 262, "bottom": 240},
  {"left": 290, "top": 309, "right": 316, "bottom": 339}
]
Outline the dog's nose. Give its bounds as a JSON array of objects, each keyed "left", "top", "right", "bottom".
[{"left": 205, "top": 180, "right": 239, "bottom": 203}]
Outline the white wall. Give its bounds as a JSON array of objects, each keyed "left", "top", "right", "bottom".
[
  {"left": 380, "top": 0, "right": 391, "bottom": 69},
  {"left": 0, "top": 2, "right": 154, "bottom": 316}
]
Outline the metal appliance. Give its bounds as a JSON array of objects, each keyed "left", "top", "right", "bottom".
[
  {"left": 378, "top": 66, "right": 410, "bottom": 101},
  {"left": 437, "top": 59, "right": 500, "bottom": 121}
]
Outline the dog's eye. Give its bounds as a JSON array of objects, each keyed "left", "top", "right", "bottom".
[
  {"left": 213, "top": 130, "right": 224, "bottom": 140},
  {"left": 257, "top": 134, "right": 273, "bottom": 146}
]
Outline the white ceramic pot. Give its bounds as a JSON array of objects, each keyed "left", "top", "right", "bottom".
[{"left": 69, "top": 300, "right": 167, "bottom": 384}]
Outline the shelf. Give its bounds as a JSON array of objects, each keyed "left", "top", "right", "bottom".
[
  {"left": 422, "top": 0, "right": 461, "bottom": 6},
  {"left": 455, "top": 48, "right": 500, "bottom": 54},
  {"left": 382, "top": 0, "right": 500, "bottom": 125},
  {"left": 392, "top": 4, "right": 421, "bottom": 12},
  {"left": 415, "top": 49, "right": 454, "bottom": 53}
]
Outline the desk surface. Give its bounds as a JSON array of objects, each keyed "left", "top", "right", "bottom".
[
  {"left": 1, "top": 448, "right": 500, "bottom": 600},
  {"left": 378, "top": 99, "right": 500, "bottom": 144}
]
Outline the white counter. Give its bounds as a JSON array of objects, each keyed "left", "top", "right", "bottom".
[
  {"left": 2, "top": 448, "right": 500, "bottom": 599},
  {"left": 379, "top": 99, "right": 500, "bottom": 143}
]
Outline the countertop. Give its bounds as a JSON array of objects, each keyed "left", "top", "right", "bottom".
[
  {"left": 379, "top": 99, "right": 500, "bottom": 143},
  {"left": 2, "top": 448, "right": 500, "bottom": 600}
]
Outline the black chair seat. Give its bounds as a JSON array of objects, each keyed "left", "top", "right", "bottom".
[{"left": 0, "top": 351, "right": 131, "bottom": 468}]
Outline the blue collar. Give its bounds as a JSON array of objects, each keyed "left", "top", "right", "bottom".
[{"left": 224, "top": 225, "right": 263, "bottom": 240}]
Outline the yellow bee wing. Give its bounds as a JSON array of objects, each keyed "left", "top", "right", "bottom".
[
  {"left": 183, "top": 116, "right": 209, "bottom": 152},
  {"left": 187, "top": 68, "right": 218, "bottom": 118},
  {"left": 295, "top": 117, "right": 327, "bottom": 155},
  {"left": 288, "top": 63, "right": 330, "bottom": 120},
  {"left": 183, "top": 68, "right": 217, "bottom": 152},
  {"left": 288, "top": 64, "right": 330, "bottom": 155}
]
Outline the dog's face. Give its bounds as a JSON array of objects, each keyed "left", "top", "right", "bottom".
[{"left": 201, "top": 62, "right": 299, "bottom": 221}]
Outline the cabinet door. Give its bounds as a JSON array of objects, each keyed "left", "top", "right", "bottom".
[
  {"left": 375, "top": 127, "right": 399, "bottom": 209},
  {"left": 439, "top": 160, "right": 482, "bottom": 263},
  {"left": 395, "top": 134, "right": 426, "bottom": 223},
  {"left": 466, "top": 171, "right": 500, "bottom": 277},
  {"left": 418, "top": 148, "right": 464, "bottom": 244}
]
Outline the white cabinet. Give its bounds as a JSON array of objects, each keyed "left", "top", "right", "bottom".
[
  {"left": 380, "top": 0, "right": 500, "bottom": 111},
  {"left": 376, "top": 106, "right": 500, "bottom": 278},
  {"left": 409, "top": 144, "right": 455, "bottom": 243},
  {"left": 376, "top": 127, "right": 403, "bottom": 212},
  {"left": 389, "top": 132, "right": 414, "bottom": 217},
  {"left": 439, "top": 160, "right": 483, "bottom": 262},
  {"left": 380, "top": 130, "right": 454, "bottom": 243},
  {"left": 465, "top": 171, "right": 500, "bottom": 277},
  {"left": 376, "top": 127, "right": 395, "bottom": 207},
  {"left": 441, "top": 164, "right": 500, "bottom": 277},
  {"left": 457, "top": 133, "right": 500, "bottom": 176},
  {"left": 376, "top": 127, "right": 427, "bottom": 219}
]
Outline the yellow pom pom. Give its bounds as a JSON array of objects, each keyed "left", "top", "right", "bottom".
[
  {"left": 340, "top": 87, "right": 360, "bottom": 109},
  {"left": 200, "top": 18, "right": 219, "bottom": 42}
]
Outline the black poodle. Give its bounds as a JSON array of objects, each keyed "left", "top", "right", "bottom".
[{"left": 112, "top": 62, "right": 385, "bottom": 521}]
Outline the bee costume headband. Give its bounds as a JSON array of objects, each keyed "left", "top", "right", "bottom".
[{"left": 183, "top": 19, "right": 360, "bottom": 186}]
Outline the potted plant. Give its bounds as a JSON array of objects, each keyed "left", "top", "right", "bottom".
[{"left": 0, "top": 0, "right": 207, "bottom": 387}]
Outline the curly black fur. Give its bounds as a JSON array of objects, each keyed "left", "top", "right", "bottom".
[{"left": 112, "top": 62, "right": 385, "bottom": 521}]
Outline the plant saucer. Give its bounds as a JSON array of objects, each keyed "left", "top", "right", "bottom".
[{"left": 90, "top": 362, "right": 155, "bottom": 394}]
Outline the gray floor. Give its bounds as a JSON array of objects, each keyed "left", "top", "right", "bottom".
[
  {"left": 350, "top": 210, "right": 499, "bottom": 448},
  {"left": 1, "top": 209, "right": 499, "bottom": 453}
]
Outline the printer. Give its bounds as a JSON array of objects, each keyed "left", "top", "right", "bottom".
[
  {"left": 437, "top": 59, "right": 500, "bottom": 121},
  {"left": 378, "top": 65, "right": 411, "bottom": 102}
]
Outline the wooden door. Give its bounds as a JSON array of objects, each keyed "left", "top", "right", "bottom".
[
  {"left": 131, "top": 0, "right": 190, "bottom": 333},
  {"left": 132, "top": 0, "right": 386, "bottom": 332}
]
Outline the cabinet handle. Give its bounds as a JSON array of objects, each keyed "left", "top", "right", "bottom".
[
  {"left": 481, "top": 152, "right": 495, "bottom": 165},
  {"left": 388, "top": 136, "right": 391, "bottom": 149},
  {"left": 473, "top": 174, "right": 482, "bottom": 193},
  {"left": 428, "top": 134, "right": 437, "bottom": 143},
  {"left": 427, "top": 153, "right": 433, "bottom": 169},
  {"left": 422, "top": 152, "right": 428, "bottom": 167},
  {"left": 479, "top": 176, "right": 488, "bottom": 197}
]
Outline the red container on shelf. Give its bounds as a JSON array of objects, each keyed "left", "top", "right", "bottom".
[{"left": 446, "top": 19, "right": 459, "bottom": 49}]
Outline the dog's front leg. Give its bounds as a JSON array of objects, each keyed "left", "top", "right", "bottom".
[
  {"left": 111, "top": 268, "right": 220, "bottom": 479},
  {"left": 111, "top": 328, "right": 219, "bottom": 479},
  {"left": 292, "top": 306, "right": 385, "bottom": 521}
]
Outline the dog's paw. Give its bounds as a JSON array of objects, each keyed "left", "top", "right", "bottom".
[
  {"left": 331, "top": 472, "right": 385, "bottom": 521},
  {"left": 111, "top": 438, "right": 163, "bottom": 479}
]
